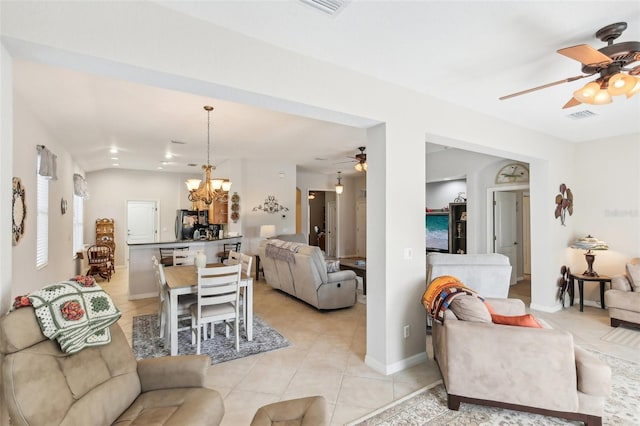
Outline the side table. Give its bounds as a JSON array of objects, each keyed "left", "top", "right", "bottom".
[{"left": 569, "top": 273, "right": 611, "bottom": 312}]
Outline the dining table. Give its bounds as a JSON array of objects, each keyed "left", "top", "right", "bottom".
[{"left": 163, "top": 262, "right": 253, "bottom": 356}]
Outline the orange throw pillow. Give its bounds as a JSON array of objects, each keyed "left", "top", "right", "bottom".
[{"left": 491, "top": 313, "right": 542, "bottom": 328}]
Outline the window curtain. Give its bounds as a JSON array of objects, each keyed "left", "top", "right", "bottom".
[
  {"left": 73, "top": 173, "right": 89, "bottom": 199},
  {"left": 36, "top": 145, "right": 58, "bottom": 180}
]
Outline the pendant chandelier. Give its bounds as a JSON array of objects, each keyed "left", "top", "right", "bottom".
[{"left": 185, "top": 106, "right": 231, "bottom": 205}]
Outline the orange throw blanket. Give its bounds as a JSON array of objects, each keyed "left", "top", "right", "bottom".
[{"left": 422, "top": 275, "right": 483, "bottom": 324}]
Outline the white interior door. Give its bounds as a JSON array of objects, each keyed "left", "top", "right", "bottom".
[
  {"left": 326, "top": 201, "right": 336, "bottom": 257},
  {"left": 356, "top": 199, "right": 367, "bottom": 257},
  {"left": 127, "top": 200, "right": 158, "bottom": 244},
  {"left": 494, "top": 192, "right": 517, "bottom": 285}
]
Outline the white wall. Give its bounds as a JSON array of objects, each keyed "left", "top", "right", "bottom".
[
  {"left": 425, "top": 179, "right": 467, "bottom": 211},
  {"left": 1, "top": 44, "right": 13, "bottom": 316},
  {"left": 2, "top": 1, "right": 638, "bottom": 373},
  {"left": 11, "top": 91, "right": 84, "bottom": 295}
]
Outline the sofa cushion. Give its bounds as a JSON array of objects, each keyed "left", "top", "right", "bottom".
[
  {"left": 449, "top": 295, "right": 492, "bottom": 323},
  {"left": 491, "top": 313, "right": 542, "bottom": 328},
  {"left": 626, "top": 263, "right": 640, "bottom": 291}
]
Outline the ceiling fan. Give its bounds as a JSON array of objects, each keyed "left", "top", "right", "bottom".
[
  {"left": 334, "top": 146, "right": 367, "bottom": 172},
  {"left": 500, "top": 22, "right": 640, "bottom": 108}
]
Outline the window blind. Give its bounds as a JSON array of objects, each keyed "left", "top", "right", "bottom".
[{"left": 36, "top": 153, "right": 49, "bottom": 268}]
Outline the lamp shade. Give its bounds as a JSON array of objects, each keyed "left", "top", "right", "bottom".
[
  {"left": 570, "top": 235, "right": 608, "bottom": 252},
  {"left": 260, "top": 225, "right": 276, "bottom": 238}
]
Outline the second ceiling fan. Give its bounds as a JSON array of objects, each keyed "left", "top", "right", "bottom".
[{"left": 500, "top": 22, "right": 640, "bottom": 108}]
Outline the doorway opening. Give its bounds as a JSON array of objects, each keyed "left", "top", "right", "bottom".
[
  {"left": 307, "top": 190, "right": 337, "bottom": 257},
  {"left": 487, "top": 185, "right": 531, "bottom": 305}
]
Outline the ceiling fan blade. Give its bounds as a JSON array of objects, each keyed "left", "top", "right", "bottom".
[
  {"left": 499, "top": 75, "right": 592, "bottom": 100},
  {"left": 562, "top": 97, "right": 582, "bottom": 109},
  {"left": 557, "top": 44, "right": 612, "bottom": 67}
]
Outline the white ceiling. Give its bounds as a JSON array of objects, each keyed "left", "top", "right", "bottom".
[{"left": 11, "top": 1, "right": 640, "bottom": 175}]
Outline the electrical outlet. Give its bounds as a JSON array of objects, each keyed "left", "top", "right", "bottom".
[
  {"left": 404, "top": 248, "right": 413, "bottom": 259},
  {"left": 403, "top": 325, "right": 410, "bottom": 338}
]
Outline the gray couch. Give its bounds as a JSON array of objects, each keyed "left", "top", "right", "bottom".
[
  {"left": 604, "top": 257, "right": 640, "bottom": 327},
  {"left": 0, "top": 307, "right": 224, "bottom": 425},
  {"left": 431, "top": 297, "right": 611, "bottom": 426},
  {"left": 258, "top": 239, "right": 357, "bottom": 309}
]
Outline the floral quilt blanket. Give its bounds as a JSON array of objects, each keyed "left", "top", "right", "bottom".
[{"left": 26, "top": 277, "right": 121, "bottom": 354}]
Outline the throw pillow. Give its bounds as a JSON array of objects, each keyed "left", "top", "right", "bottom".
[
  {"left": 491, "top": 313, "right": 542, "bottom": 328},
  {"left": 326, "top": 260, "right": 341, "bottom": 273},
  {"left": 626, "top": 263, "right": 640, "bottom": 291},
  {"left": 449, "top": 295, "right": 492, "bottom": 323}
]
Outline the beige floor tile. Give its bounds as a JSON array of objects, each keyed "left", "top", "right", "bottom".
[
  {"left": 281, "top": 369, "right": 344, "bottom": 403},
  {"left": 337, "top": 376, "right": 395, "bottom": 409},
  {"left": 105, "top": 268, "right": 634, "bottom": 424}
]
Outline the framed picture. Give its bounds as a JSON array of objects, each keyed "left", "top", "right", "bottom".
[{"left": 460, "top": 212, "right": 467, "bottom": 221}]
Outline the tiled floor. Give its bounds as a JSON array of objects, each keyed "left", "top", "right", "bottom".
[{"left": 103, "top": 269, "right": 638, "bottom": 425}]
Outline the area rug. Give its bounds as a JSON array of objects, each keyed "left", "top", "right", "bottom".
[
  {"left": 601, "top": 325, "right": 640, "bottom": 349},
  {"left": 348, "top": 350, "right": 640, "bottom": 425},
  {"left": 132, "top": 314, "right": 290, "bottom": 364}
]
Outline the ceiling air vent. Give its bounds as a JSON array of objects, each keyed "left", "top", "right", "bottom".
[
  {"left": 299, "top": 0, "right": 348, "bottom": 16},
  {"left": 566, "top": 110, "right": 597, "bottom": 120},
  {"left": 187, "top": 163, "right": 198, "bottom": 167},
  {"left": 171, "top": 139, "right": 187, "bottom": 145}
]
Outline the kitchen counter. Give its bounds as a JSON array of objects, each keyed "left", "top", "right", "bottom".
[
  {"left": 127, "top": 236, "right": 242, "bottom": 247},
  {"left": 127, "top": 236, "right": 243, "bottom": 299}
]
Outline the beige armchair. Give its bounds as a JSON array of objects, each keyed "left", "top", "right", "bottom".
[
  {"left": 431, "top": 297, "right": 611, "bottom": 426},
  {"left": 604, "top": 258, "right": 640, "bottom": 328},
  {"left": 1, "top": 307, "right": 224, "bottom": 425}
]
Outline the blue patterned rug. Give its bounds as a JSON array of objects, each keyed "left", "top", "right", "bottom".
[{"left": 132, "top": 314, "right": 290, "bottom": 364}]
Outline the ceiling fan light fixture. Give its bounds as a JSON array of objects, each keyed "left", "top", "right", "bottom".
[
  {"left": 573, "top": 82, "right": 601, "bottom": 103},
  {"left": 354, "top": 162, "right": 363, "bottom": 172},
  {"left": 625, "top": 78, "right": 640, "bottom": 98},
  {"left": 592, "top": 89, "right": 613, "bottom": 105},
  {"left": 608, "top": 73, "right": 637, "bottom": 96}
]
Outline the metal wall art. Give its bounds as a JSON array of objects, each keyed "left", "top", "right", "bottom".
[
  {"left": 231, "top": 192, "right": 240, "bottom": 222},
  {"left": 253, "top": 195, "right": 289, "bottom": 214},
  {"left": 555, "top": 183, "right": 573, "bottom": 226}
]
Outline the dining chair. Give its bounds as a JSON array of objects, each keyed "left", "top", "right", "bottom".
[
  {"left": 153, "top": 256, "right": 197, "bottom": 340},
  {"left": 190, "top": 263, "right": 242, "bottom": 354},
  {"left": 173, "top": 249, "right": 197, "bottom": 266},
  {"left": 86, "top": 244, "right": 113, "bottom": 281},
  {"left": 227, "top": 251, "right": 253, "bottom": 332},
  {"left": 159, "top": 246, "right": 187, "bottom": 266},
  {"left": 151, "top": 255, "right": 169, "bottom": 338},
  {"left": 217, "top": 242, "right": 241, "bottom": 263}
]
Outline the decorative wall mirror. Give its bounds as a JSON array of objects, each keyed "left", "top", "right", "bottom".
[{"left": 12, "top": 177, "right": 26, "bottom": 245}]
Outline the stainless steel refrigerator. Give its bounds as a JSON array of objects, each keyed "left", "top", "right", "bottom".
[{"left": 175, "top": 210, "right": 208, "bottom": 240}]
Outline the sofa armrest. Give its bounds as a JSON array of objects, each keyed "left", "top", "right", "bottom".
[
  {"left": 137, "top": 354, "right": 209, "bottom": 392},
  {"left": 611, "top": 275, "right": 632, "bottom": 292},
  {"left": 574, "top": 346, "right": 611, "bottom": 397},
  {"left": 441, "top": 320, "right": 579, "bottom": 412},
  {"left": 326, "top": 270, "right": 356, "bottom": 283},
  {"left": 484, "top": 297, "right": 526, "bottom": 315}
]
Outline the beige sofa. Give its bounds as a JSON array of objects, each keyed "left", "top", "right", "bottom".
[
  {"left": 258, "top": 239, "right": 357, "bottom": 309},
  {"left": 431, "top": 297, "right": 611, "bottom": 426},
  {"left": 0, "top": 307, "right": 224, "bottom": 425},
  {"left": 604, "top": 258, "right": 640, "bottom": 327}
]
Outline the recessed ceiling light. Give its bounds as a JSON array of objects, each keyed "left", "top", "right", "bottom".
[
  {"left": 161, "top": 161, "right": 170, "bottom": 165},
  {"left": 111, "top": 157, "right": 119, "bottom": 160},
  {"left": 112, "top": 163, "right": 120, "bottom": 167},
  {"left": 110, "top": 147, "right": 118, "bottom": 154},
  {"left": 165, "top": 153, "right": 173, "bottom": 159},
  {"left": 157, "top": 166, "right": 163, "bottom": 170}
]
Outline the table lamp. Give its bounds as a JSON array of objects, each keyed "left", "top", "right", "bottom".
[
  {"left": 260, "top": 224, "right": 276, "bottom": 239},
  {"left": 570, "top": 235, "right": 608, "bottom": 277}
]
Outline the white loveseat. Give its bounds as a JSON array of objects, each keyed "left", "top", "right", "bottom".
[
  {"left": 258, "top": 239, "right": 357, "bottom": 309},
  {"left": 426, "top": 253, "right": 512, "bottom": 298}
]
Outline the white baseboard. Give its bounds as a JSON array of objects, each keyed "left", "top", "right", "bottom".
[
  {"left": 128, "top": 291, "right": 156, "bottom": 300},
  {"left": 365, "top": 351, "right": 428, "bottom": 376},
  {"left": 529, "top": 302, "right": 562, "bottom": 313}
]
